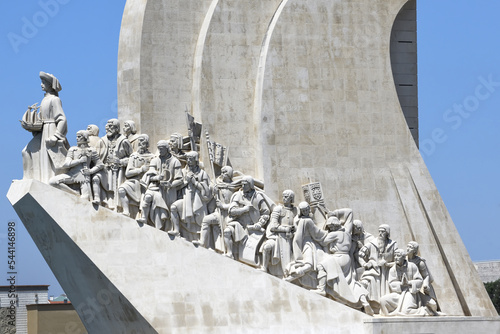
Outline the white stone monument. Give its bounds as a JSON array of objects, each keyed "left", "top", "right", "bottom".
[{"left": 8, "top": 0, "right": 500, "bottom": 333}]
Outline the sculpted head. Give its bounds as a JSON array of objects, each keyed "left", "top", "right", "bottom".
[
  {"left": 76, "top": 130, "right": 89, "bottom": 145},
  {"left": 378, "top": 224, "right": 390, "bottom": 240},
  {"left": 241, "top": 176, "right": 255, "bottom": 193},
  {"left": 325, "top": 216, "right": 341, "bottom": 232},
  {"left": 186, "top": 151, "right": 199, "bottom": 168},
  {"left": 353, "top": 220, "right": 364, "bottom": 236},
  {"left": 105, "top": 119, "right": 120, "bottom": 137},
  {"left": 407, "top": 241, "right": 419, "bottom": 257},
  {"left": 169, "top": 133, "right": 183, "bottom": 152},
  {"left": 282, "top": 190, "right": 295, "bottom": 206},
  {"left": 298, "top": 201, "right": 311, "bottom": 217},
  {"left": 221, "top": 166, "right": 233, "bottom": 182},
  {"left": 123, "top": 120, "right": 137, "bottom": 136},
  {"left": 394, "top": 249, "right": 407, "bottom": 266},
  {"left": 137, "top": 134, "right": 150, "bottom": 151},
  {"left": 157, "top": 140, "right": 170, "bottom": 157},
  {"left": 39, "top": 71, "right": 62, "bottom": 94},
  {"left": 87, "top": 124, "right": 99, "bottom": 137}
]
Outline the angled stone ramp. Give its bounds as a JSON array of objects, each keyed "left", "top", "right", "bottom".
[
  {"left": 7, "top": 180, "right": 157, "bottom": 334},
  {"left": 8, "top": 179, "right": 370, "bottom": 333}
]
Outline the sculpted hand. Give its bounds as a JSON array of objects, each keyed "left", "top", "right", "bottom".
[
  {"left": 141, "top": 165, "right": 149, "bottom": 173},
  {"left": 423, "top": 285, "right": 430, "bottom": 294},
  {"left": 45, "top": 135, "right": 58, "bottom": 147},
  {"left": 160, "top": 180, "right": 171, "bottom": 189},
  {"left": 378, "top": 259, "right": 387, "bottom": 267},
  {"left": 81, "top": 168, "right": 91, "bottom": 176},
  {"left": 364, "top": 262, "right": 373, "bottom": 270}
]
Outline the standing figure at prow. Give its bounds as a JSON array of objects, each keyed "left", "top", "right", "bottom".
[
  {"left": 118, "top": 134, "right": 154, "bottom": 218},
  {"left": 170, "top": 151, "right": 212, "bottom": 240},
  {"left": 49, "top": 130, "right": 103, "bottom": 200},
  {"left": 91, "top": 119, "right": 132, "bottom": 209},
  {"left": 22, "top": 71, "right": 69, "bottom": 183},
  {"left": 259, "top": 189, "right": 297, "bottom": 277},
  {"left": 225, "top": 176, "right": 274, "bottom": 265}
]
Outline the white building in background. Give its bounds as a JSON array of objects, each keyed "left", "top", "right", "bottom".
[{"left": 474, "top": 261, "right": 500, "bottom": 283}]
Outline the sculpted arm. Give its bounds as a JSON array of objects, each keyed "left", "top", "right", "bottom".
[
  {"left": 170, "top": 160, "right": 184, "bottom": 188},
  {"left": 119, "top": 140, "right": 133, "bottom": 167},
  {"left": 52, "top": 97, "right": 68, "bottom": 140},
  {"left": 409, "top": 266, "right": 423, "bottom": 293},
  {"left": 62, "top": 148, "right": 79, "bottom": 168},
  {"left": 388, "top": 267, "right": 402, "bottom": 293},
  {"left": 89, "top": 149, "right": 104, "bottom": 175},
  {"left": 229, "top": 200, "right": 250, "bottom": 217},
  {"left": 125, "top": 155, "right": 145, "bottom": 179}
]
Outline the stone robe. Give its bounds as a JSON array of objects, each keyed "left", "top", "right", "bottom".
[
  {"left": 261, "top": 205, "right": 298, "bottom": 273},
  {"left": 120, "top": 151, "right": 155, "bottom": 203},
  {"left": 359, "top": 237, "right": 398, "bottom": 304},
  {"left": 288, "top": 216, "right": 327, "bottom": 288},
  {"left": 22, "top": 93, "right": 69, "bottom": 183},
  {"left": 319, "top": 222, "right": 368, "bottom": 309},
  {"left": 177, "top": 166, "right": 212, "bottom": 239},
  {"left": 380, "top": 260, "right": 423, "bottom": 315}
]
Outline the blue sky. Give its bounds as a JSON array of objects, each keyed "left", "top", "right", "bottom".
[{"left": 1, "top": 1, "right": 499, "bottom": 297}]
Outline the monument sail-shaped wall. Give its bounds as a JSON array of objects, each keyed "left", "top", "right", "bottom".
[{"left": 118, "top": 0, "right": 496, "bottom": 318}]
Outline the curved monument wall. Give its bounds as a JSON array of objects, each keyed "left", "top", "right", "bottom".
[{"left": 117, "top": 0, "right": 497, "bottom": 318}]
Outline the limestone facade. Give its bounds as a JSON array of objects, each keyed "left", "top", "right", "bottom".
[{"left": 117, "top": 0, "right": 497, "bottom": 317}]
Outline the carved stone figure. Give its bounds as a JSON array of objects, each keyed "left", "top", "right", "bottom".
[
  {"left": 259, "top": 189, "right": 298, "bottom": 277},
  {"left": 284, "top": 202, "right": 327, "bottom": 287},
  {"left": 86, "top": 124, "right": 101, "bottom": 150},
  {"left": 351, "top": 219, "right": 375, "bottom": 276},
  {"left": 170, "top": 151, "right": 212, "bottom": 240},
  {"left": 407, "top": 241, "right": 439, "bottom": 315},
  {"left": 91, "top": 119, "right": 133, "bottom": 208},
  {"left": 194, "top": 166, "right": 239, "bottom": 250},
  {"left": 312, "top": 214, "right": 373, "bottom": 315},
  {"left": 22, "top": 71, "right": 69, "bottom": 183},
  {"left": 225, "top": 176, "right": 274, "bottom": 265},
  {"left": 49, "top": 130, "right": 104, "bottom": 200},
  {"left": 137, "top": 140, "right": 183, "bottom": 231},
  {"left": 380, "top": 249, "right": 424, "bottom": 316},
  {"left": 358, "top": 224, "right": 397, "bottom": 308},
  {"left": 123, "top": 120, "right": 141, "bottom": 152},
  {"left": 118, "top": 134, "right": 154, "bottom": 217},
  {"left": 169, "top": 132, "right": 187, "bottom": 166}
]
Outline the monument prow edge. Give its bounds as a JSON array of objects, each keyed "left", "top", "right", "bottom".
[{"left": 7, "top": 179, "right": 370, "bottom": 333}]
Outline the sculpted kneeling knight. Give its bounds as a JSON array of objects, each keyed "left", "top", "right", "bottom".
[{"left": 49, "top": 130, "right": 103, "bottom": 200}]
